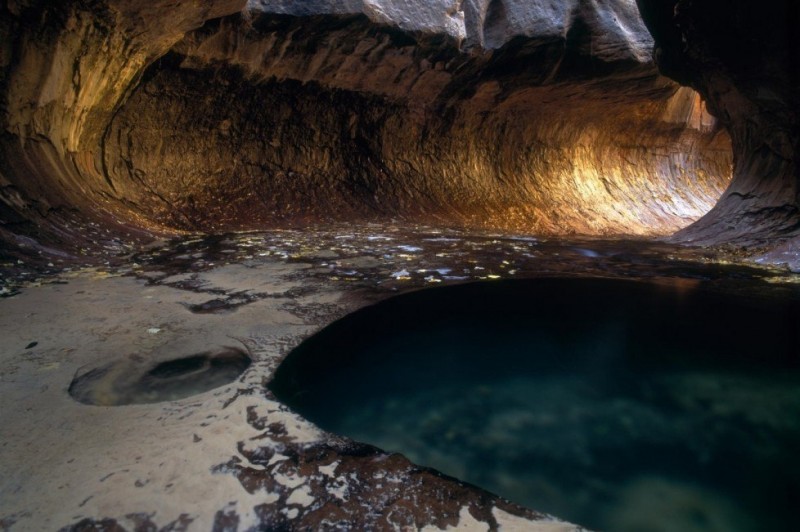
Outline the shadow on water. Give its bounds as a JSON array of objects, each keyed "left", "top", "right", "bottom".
[{"left": 269, "top": 278, "right": 800, "bottom": 531}]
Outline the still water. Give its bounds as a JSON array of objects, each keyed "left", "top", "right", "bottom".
[{"left": 270, "top": 278, "right": 800, "bottom": 531}]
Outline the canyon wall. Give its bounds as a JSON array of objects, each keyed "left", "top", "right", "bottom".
[
  {"left": 103, "top": 9, "right": 730, "bottom": 234},
  {"left": 1, "top": 1, "right": 739, "bottom": 249},
  {"left": 0, "top": 0, "right": 245, "bottom": 245},
  {"left": 637, "top": 0, "right": 800, "bottom": 248}
]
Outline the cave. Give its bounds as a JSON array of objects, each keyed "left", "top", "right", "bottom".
[{"left": 0, "top": 1, "right": 798, "bottom": 530}]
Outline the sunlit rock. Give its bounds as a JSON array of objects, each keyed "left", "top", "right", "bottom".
[{"left": 2, "top": 0, "right": 731, "bottom": 243}]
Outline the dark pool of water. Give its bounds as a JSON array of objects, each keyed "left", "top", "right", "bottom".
[{"left": 269, "top": 278, "right": 800, "bottom": 531}]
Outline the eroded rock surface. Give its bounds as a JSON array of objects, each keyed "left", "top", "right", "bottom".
[
  {"left": 103, "top": 11, "right": 730, "bottom": 235},
  {"left": 2, "top": 225, "right": 796, "bottom": 531},
  {"left": 1, "top": 0, "right": 799, "bottom": 527},
  {"left": 637, "top": 0, "right": 800, "bottom": 250},
  {"left": 2, "top": 0, "right": 731, "bottom": 248}
]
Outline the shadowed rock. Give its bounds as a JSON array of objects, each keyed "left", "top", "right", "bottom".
[{"left": 637, "top": 0, "right": 800, "bottom": 251}]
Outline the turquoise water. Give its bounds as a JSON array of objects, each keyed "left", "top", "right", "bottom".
[{"left": 269, "top": 279, "right": 800, "bottom": 531}]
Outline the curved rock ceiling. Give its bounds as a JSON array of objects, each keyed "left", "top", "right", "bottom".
[
  {"left": 637, "top": 0, "right": 799, "bottom": 248},
  {"left": 2, "top": 0, "right": 735, "bottom": 243},
  {"left": 0, "top": 1, "right": 796, "bottom": 255}
]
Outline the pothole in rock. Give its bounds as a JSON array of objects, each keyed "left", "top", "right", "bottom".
[
  {"left": 70, "top": 347, "right": 251, "bottom": 406},
  {"left": 269, "top": 278, "right": 800, "bottom": 532}
]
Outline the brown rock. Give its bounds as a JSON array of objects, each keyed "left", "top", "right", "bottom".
[{"left": 637, "top": 0, "right": 800, "bottom": 250}]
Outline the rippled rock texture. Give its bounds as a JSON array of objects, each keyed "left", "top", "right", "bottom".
[
  {"left": 2, "top": 0, "right": 733, "bottom": 246},
  {"left": 0, "top": 0, "right": 247, "bottom": 261},
  {"left": 637, "top": 0, "right": 800, "bottom": 250}
]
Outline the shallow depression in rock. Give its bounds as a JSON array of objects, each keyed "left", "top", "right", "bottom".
[
  {"left": 70, "top": 347, "right": 252, "bottom": 406},
  {"left": 269, "top": 278, "right": 800, "bottom": 531}
]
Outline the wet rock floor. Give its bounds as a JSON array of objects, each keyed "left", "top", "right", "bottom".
[
  {"left": 1, "top": 223, "right": 798, "bottom": 531},
  {"left": 122, "top": 224, "right": 799, "bottom": 300}
]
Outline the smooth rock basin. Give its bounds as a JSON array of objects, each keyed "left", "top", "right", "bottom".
[
  {"left": 269, "top": 278, "right": 800, "bottom": 532},
  {"left": 70, "top": 347, "right": 252, "bottom": 406}
]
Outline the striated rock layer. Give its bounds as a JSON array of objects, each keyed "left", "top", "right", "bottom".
[
  {"left": 1, "top": 0, "right": 732, "bottom": 246},
  {"left": 637, "top": 0, "right": 800, "bottom": 253},
  {"left": 0, "top": 0, "right": 247, "bottom": 251}
]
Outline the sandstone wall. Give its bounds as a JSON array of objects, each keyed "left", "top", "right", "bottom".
[
  {"left": 1, "top": 0, "right": 734, "bottom": 243},
  {"left": 637, "top": 0, "right": 800, "bottom": 247}
]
